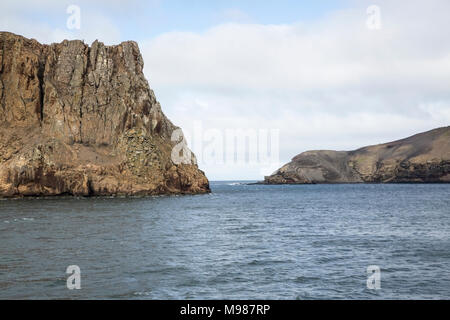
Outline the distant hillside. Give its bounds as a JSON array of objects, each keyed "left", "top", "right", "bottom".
[{"left": 264, "top": 127, "right": 450, "bottom": 184}]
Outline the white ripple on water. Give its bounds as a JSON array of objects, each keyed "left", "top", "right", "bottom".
[{"left": 3, "top": 217, "right": 35, "bottom": 223}]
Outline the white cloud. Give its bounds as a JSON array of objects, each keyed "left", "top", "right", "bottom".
[{"left": 141, "top": 0, "right": 450, "bottom": 179}]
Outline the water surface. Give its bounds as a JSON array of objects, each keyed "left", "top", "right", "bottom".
[{"left": 1, "top": 182, "right": 449, "bottom": 299}]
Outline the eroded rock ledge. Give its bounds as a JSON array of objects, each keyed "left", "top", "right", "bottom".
[
  {"left": 0, "top": 32, "right": 210, "bottom": 197},
  {"left": 263, "top": 127, "right": 450, "bottom": 184}
]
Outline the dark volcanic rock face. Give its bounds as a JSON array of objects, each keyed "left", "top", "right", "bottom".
[
  {"left": 264, "top": 127, "right": 450, "bottom": 184},
  {"left": 0, "top": 32, "right": 210, "bottom": 197}
]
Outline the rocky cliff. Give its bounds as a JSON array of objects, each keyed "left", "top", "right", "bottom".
[
  {"left": 264, "top": 127, "right": 450, "bottom": 184},
  {"left": 0, "top": 32, "right": 209, "bottom": 197}
]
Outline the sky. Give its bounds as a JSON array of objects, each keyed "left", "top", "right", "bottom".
[{"left": 1, "top": 0, "right": 450, "bottom": 180}]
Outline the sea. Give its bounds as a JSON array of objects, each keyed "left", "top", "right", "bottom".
[{"left": 0, "top": 182, "right": 449, "bottom": 299}]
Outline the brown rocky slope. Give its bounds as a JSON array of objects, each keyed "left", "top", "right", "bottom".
[
  {"left": 0, "top": 32, "right": 209, "bottom": 197},
  {"left": 264, "top": 127, "right": 450, "bottom": 184}
]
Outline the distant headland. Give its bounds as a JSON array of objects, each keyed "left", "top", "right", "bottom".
[{"left": 262, "top": 127, "right": 450, "bottom": 184}]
